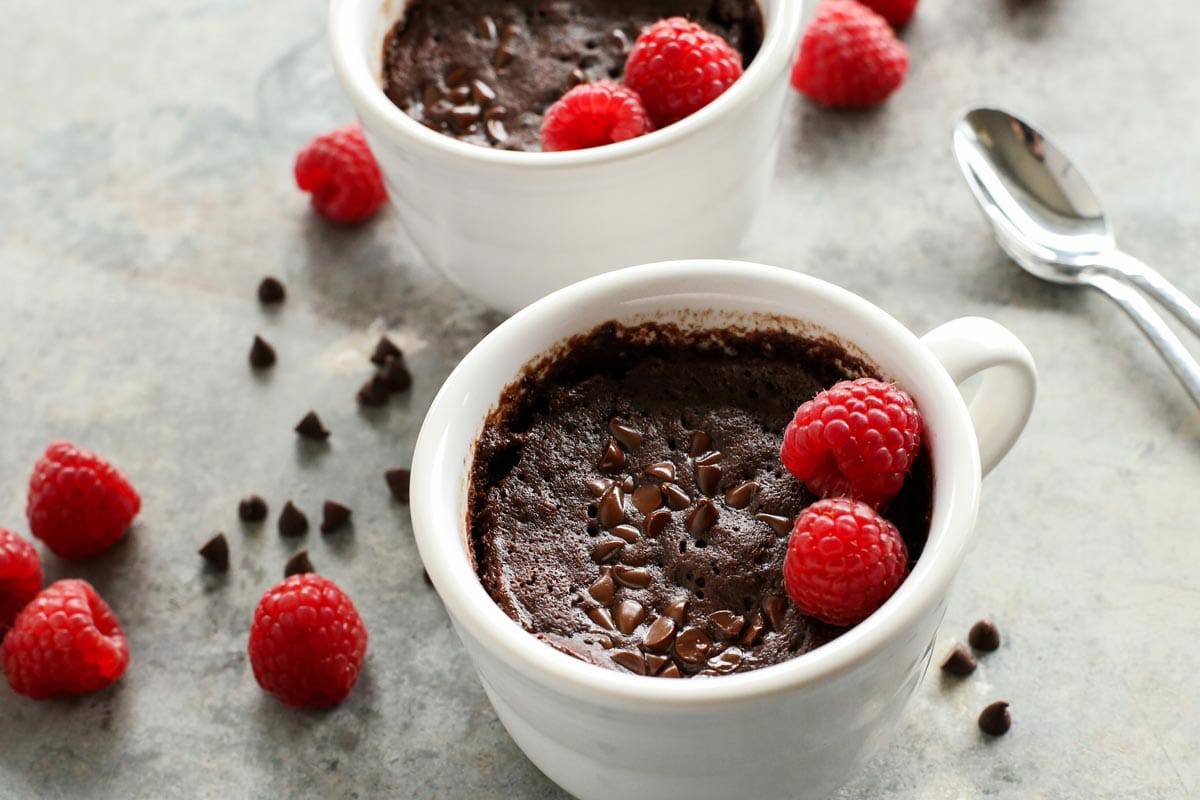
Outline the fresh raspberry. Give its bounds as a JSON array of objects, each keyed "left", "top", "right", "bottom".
[
  {"left": 27, "top": 442, "right": 141, "bottom": 560},
  {"left": 783, "top": 498, "right": 908, "bottom": 626},
  {"left": 623, "top": 17, "right": 744, "bottom": 126},
  {"left": 791, "top": 0, "right": 909, "bottom": 108},
  {"left": 294, "top": 125, "right": 388, "bottom": 225},
  {"left": 857, "top": 0, "right": 918, "bottom": 28},
  {"left": 540, "top": 82, "right": 654, "bottom": 152},
  {"left": 1, "top": 579, "right": 130, "bottom": 698},
  {"left": 248, "top": 574, "right": 368, "bottom": 709},
  {"left": 780, "top": 378, "right": 922, "bottom": 509},
  {"left": 0, "top": 529, "right": 42, "bottom": 629}
]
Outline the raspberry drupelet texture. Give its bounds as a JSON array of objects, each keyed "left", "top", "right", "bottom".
[
  {"left": 294, "top": 125, "right": 388, "bottom": 225},
  {"left": 783, "top": 498, "right": 908, "bottom": 626},
  {"left": 791, "top": 0, "right": 909, "bottom": 108},
  {"left": 0, "top": 529, "right": 42, "bottom": 629},
  {"left": 624, "top": 17, "right": 744, "bottom": 126},
  {"left": 780, "top": 377, "right": 922, "bottom": 509},
  {"left": 858, "top": 0, "right": 919, "bottom": 28},
  {"left": 27, "top": 441, "right": 141, "bottom": 560},
  {"left": 1, "top": 579, "right": 130, "bottom": 698},
  {"left": 248, "top": 574, "right": 369, "bottom": 709},
  {"left": 540, "top": 82, "right": 654, "bottom": 152}
]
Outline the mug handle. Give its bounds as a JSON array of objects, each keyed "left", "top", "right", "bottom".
[{"left": 920, "top": 317, "right": 1038, "bottom": 477}]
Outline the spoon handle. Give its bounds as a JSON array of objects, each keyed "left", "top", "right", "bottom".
[
  {"left": 1096, "top": 251, "right": 1200, "bottom": 340},
  {"left": 1085, "top": 273, "right": 1200, "bottom": 409}
]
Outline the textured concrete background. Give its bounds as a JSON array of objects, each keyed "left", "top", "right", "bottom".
[{"left": 2, "top": 0, "right": 1199, "bottom": 797}]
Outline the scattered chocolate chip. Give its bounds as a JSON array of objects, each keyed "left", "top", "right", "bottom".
[
  {"left": 386, "top": 468, "right": 411, "bottom": 503},
  {"left": 294, "top": 411, "right": 330, "bottom": 441},
  {"left": 445, "top": 64, "right": 470, "bottom": 86},
  {"left": 381, "top": 359, "right": 413, "bottom": 393},
  {"left": 493, "top": 46, "right": 514, "bottom": 68},
  {"left": 608, "top": 419, "right": 643, "bottom": 450},
  {"left": 694, "top": 450, "right": 724, "bottom": 466},
  {"left": 687, "top": 430, "right": 711, "bottom": 457},
  {"left": 708, "top": 611, "right": 745, "bottom": 640},
  {"left": 632, "top": 484, "right": 662, "bottom": 515},
  {"left": 320, "top": 500, "right": 352, "bottom": 534},
  {"left": 644, "top": 653, "right": 670, "bottom": 675},
  {"left": 978, "top": 701, "right": 1011, "bottom": 736},
  {"left": 249, "top": 335, "right": 276, "bottom": 369},
  {"left": 940, "top": 644, "right": 978, "bottom": 677},
  {"left": 483, "top": 104, "right": 508, "bottom": 121},
  {"left": 370, "top": 336, "right": 403, "bottom": 366},
  {"left": 969, "top": 619, "right": 1001, "bottom": 652},
  {"left": 674, "top": 626, "right": 713, "bottom": 664},
  {"left": 663, "top": 598, "right": 688, "bottom": 624},
  {"left": 707, "top": 647, "right": 744, "bottom": 674},
  {"left": 238, "top": 495, "right": 268, "bottom": 522},
  {"left": 621, "top": 475, "right": 635, "bottom": 493},
  {"left": 739, "top": 612, "right": 765, "bottom": 647},
  {"left": 598, "top": 439, "right": 625, "bottom": 472},
  {"left": 610, "top": 524, "right": 639, "bottom": 543},
  {"left": 587, "top": 477, "right": 614, "bottom": 497},
  {"left": 477, "top": 14, "right": 497, "bottom": 40},
  {"left": 588, "top": 573, "right": 615, "bottom": 604},
  {"left": 587, "top": 606, "right": 615, "bottom": 631},
  {"left": 568, "top": 67, "right": 587, "bottom": 87},
  {"left": 597, "top": 486, "right": 625, "bottom": 528},
  {"left": 659, "top": 663, "right": 682, "bottom": 678},
  {"left": 644, "top": 461, "right": 676, "bottom": 481},
  {"left": 695, "top": 464, "right": 721, "bottom": 497},
  {"left": 762, "top": 595, "right": 788, "bottom": 631},
  {"left": 198, "top": 533, "right": 229, "bottom": 571},
  {"left": 724, "top": 480, "right": 760, "bottom": 509},
  {"left": 278, "top": 502, "right": 308, "bottom": 537},
  {"left": 662, "top": 483, "right": 690, "bottom": 510},
  {"left": 357, "top": 374, "right": 390, "bottom": 407},
  {"left": 614, "top": 599, "right": 647, "bottom": 634},
  {"left": 755, "top": 513, "right": 793, "bottom": 536},
  {"left": 642, "top": 616, "right": 676, "bottom": 653},
  {"left": 686, "top": 500, "right": 718, "bottom": 535},
  {"left": 590, "top": 539, "right": 624, "bottom": 563},
  {"left": 613, "top": 565, "right": 652, "bottom": 589},
  {"left": 257, "top": 276, "right": 286, "bottom": 305},
  {"left": 611, "top": 27, "right": 631, "bottom": 51},
  {"left": 643, "top": 508, "right": 671, "bottom": 538},
  {"left": 484, "top": 118, "right": 508, "bottom": 144},
  {"left": 610, "top": 650, "right": 646, "bottom": 675},
  {"left": 284, "top": 549, "right": 314, "bottom": 577}
]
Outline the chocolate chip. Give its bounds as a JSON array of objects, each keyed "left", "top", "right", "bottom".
[
  {"left": 386, "top": 468, "right": 411, "bottom": 503},
  {"left": 448, "top": 85, "right": 472, "bottom": 104},
  {"left": 357, "top": 374, "right": 390, "bottom": 407},
  {"left": 449, "top": 104, "right": 482, "bottom": 131},
  {"left": 614, "top": 600, "right": 647, "bottom": 634},
  {"left": 643, "top": 508, "right": 671, "bottom": 538},
  {"left": 493, "top": 46, "right": 514, "bottom": 68},
  {"left": 724, "top": 480, "right": 760, "bottom": 509},
  {"left": 969, "top": 619, "right": 1001, "bottom": 652},
  {"left": 568, "top": 67, "right": 587, "bottom": 87},
  {"left": 588, "top": 573, "right": 615, "bottom": 604},
  {"left": 484, "top": 104, "right": 508, "bottom": 121},
  {"left": 587, "top": 606, "right": 615, "bottom": 631},
  {"left": 610, "top": 524, "right": 639, "bottom": 543},
  {"left": 707, "top": 647, "right": 744, "bottom": 674},
  {"left": 613, "top": 565, "right": 651, "bottom": 589},
  {"left": 642, "top": 616, "right": 676, "bottom": 653},
  {"left": 674, "top": 626, "right": 713, "bottom": 663},
  {"left": 632, "top": 484, "right": 662, "bottom": 515},
  {"left": 249, "top": 335, "right": 276, "bottom": 369},
  {"left": 755, "top": 513, "right": 793, "bottom": 536},
  {"left": 597, "top": 486, "right": 624, "bottom": 528},
  {"left": 644, "top": 653, "right": 670, "bottom": 674},
  {"left": 590, "top": 539, "right": 624, "bottom": 563},
  {"left": 708, "top": 610, "right": 745, "bottom": 640},
  {"left": 621, "top": 475, "right": 635, "bottom": 492},
  {"left": 485, "top": 118, "right": 508, "bottom": 144},
  {"left": 686, "top": 500, "right": 718, "bottom": 535},
  {"left": 608, "top": 419, "right": 643, "bottom": 449},
  {"left": 940, "top": 644, "right": 978, "bottom": 677},
  {"left": 284, "top": 549, "right": 314, "bottom": 577},
  {"left": 320, "top": 500, "right": 352, "bottom": 534},
  {"left": 659, "top": 663, "right": 682, "bottom": 678},
  {"left": 662, "top": 483, "right": 690, "bottom": 510},
  {"left": 381, "top": 359, "right": 412, "bottom": 393},
  {"left": 739, "top": 612, "right": 765, "bottom": 647},
  {"left": 610, "top": 650, "right": 646, "bottom": 675},
  {"left": 294, "top": 411, "right": 330, "bottom": 441},
  {"left": 687, "top": 430, "right": 711, "bottom": 457},
  {"left": 695, "top": 465, "right": 721, "bottom": 497},
  {"left": 238, "top": 495, "right": 268, "bottom": 522},
  {"left": 611, "top": 27, "right": 631, "bottom": 52},
  {"left": 598, "top": 439, "right": 625, "bottom": 472},
  {"left": 477, "top": 14, "right": 497, "bottom": 40},
  {"left": 370, "top": 335, "right": 403, "bottom": 366},
  {"left": 257, "top": 276, "right": 286, "bottom": 304},
  {"left": 278, "top": 501, "right": 308, "bottom": 537},
  {"left": 644, "top": 461, "right": 675, "bottom": 481},
  {"left": 694, "top": 450, "right": 724, "bottom": 466},
  {"left": 587, "top": 477, "right": 614, "bottom": 497},
  {"left": 663, "top": 598, "right": 688, "bottom": 624},
  {"left": 198, "top": 533, "right": 229, "bottom": 571},
  {"left": 978, "top": 701, "right": 1011, "bottom": 736},
  {"left": 762, "top": 595, "right": 787, "bottom": 631},
  {"left": 423, "top": 82, "right": 443, "bottom": 108},
  {"left": 445, "top": 64, "right": 470, "bottom": 86}
]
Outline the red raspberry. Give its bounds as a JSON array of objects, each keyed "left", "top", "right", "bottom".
[
  {"left": 27, "top": 442, "right": 141, "bottom": 560},
  {"left": 780, "top": 378, "right": 922, "bottom": 509},
  {"left": 783, "top": 498, "right": 908, "bottom": 626},
  {"left": 541, "top": 82, "right": 654, "bottom": 152},
  {"left": 2, "top": 579, "right": 130, "bottom": 698},
  {"left": 791, "top": 0, "right": 909, "bottom": 108},
  {"left": 858, "top": 0, "right": 918, "bottom": 28},
  {"left": 294, "top": 125, "right": 388, "bottom": 225},
  {"left": 0, "top": 529, "right": 42, "bottom": 629},
  {"left": 248, "top": 574, "right": 368, "bottom": 709},
  {"left": 624, "top": 17, "right": 744, "bottom": 126}
]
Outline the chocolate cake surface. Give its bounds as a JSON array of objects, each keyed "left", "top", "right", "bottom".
[
  {"left": 469, "top": 321, "right": 933, "bottom": 678},
  {"left": 381, "top": 0, "right": 765, "bottom": 151}
]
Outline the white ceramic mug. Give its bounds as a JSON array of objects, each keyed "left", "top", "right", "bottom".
[
  {"left": 411, "top": 261, "right": 1037, "bottom": 800},
  {"left": 328, "top": 0, "right": 805, "bottom": 313}
]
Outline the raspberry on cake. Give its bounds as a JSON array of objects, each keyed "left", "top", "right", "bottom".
[
  {"left": 791, "top": 0, "right": 909, "bottom": 108},
  {"left": 294, "top": 125, "right": 388, "bottom": 224},
  {"left": 624, "top": 17, "right": 745, "bottom": 126},
  {"left": 858, "top": 0, "right": 918, "bottom": 28},
  {"left": 0, "top": 528, "right": 42, "bottom": 629},
  {"left": 541, "top": 82, "right": 654, "bottom": 151}
]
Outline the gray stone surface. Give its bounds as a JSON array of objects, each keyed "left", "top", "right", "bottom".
[{"left": 1, "top": 0, "right": 1198, "bottom": 797}]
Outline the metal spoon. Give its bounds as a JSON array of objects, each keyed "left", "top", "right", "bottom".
[{"left": 953, "top": 107, "right": 1200, "bottom": 408}]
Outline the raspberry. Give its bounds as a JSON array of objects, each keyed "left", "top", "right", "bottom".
[
  {"left": 1, "top": 579, "right": 130, "bottom": 698},
  {"left": 248, "top": 574, "right": 368, "bottom": 709},
  {"left": 27, "top": 442, "right": 141, "bottom": 560},
  {"left": 791, "top": 0, "right": 909, "bottom": 108},
  {"left": 780, "top": 378, "right": 922, "bottom": 509},
  {"left": 0, "top": 529, "right": 42, "bottom": 629},
  {"left": 624, "top": 17, "right": 744, "bottom": 126},
  {"left": 294, "top": 125, "right": 388, "bottom": 225},
  {"left": 783, "top": 498, "right": 908, "bottom": 626},
  {"left": 540, "top": 82, "right": 654, "bottom": 152},
  {"left": 857, "top": 0, "right": 918, "bottom": 28}
]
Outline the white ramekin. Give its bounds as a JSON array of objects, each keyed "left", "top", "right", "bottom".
[
  {"left": 329, "top": 0, "right": 805, "bottom": 313},
  {"left": 410, "top": 261, "right": 1037, "bottom": 799}
]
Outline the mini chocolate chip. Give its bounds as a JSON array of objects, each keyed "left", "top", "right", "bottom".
[
  {"left": 663, "top": 598, "right": 688, "bottom": 624},
  {"left": 642, "top": 616, "right": 676, "bottom": 653},
  {"left": 608, "top": 419, "right": 643, "bottom": 449},
  {"left": 448, "top": 85, "right": 472, "bottom": 104},
  {"left": 477, "top": 14, "right": 497, "bottom": 40},
  {"left": 940, "top": 644, "right": 978, "bottom": 677},
  {"left": 588, "top": 573, "right": 615, "bottom": 604},
  {"left": 614, "top": 599, "right": 647, "bottom": 634},
  {"left": 587, "top": 606, "right": 615, "bottom": 631},
  {"left": 969, "top": 619, "right": 1001, "bottom": 652},
  {"left": 632, "top": 484, "right": 662, "bottom": 514},
  {"left": 755, "top": 513, "right": 793, "bottom": 536},
  {"left": 708, "top": 610, "right": 745, "bottom": 640},
  {"left": 320, "top": 500, "right": 352, "bottom": 534},
  {"left": 597, "top": 486, "right": 624, "bottom": 528},
  {"left": 621, "top": 475, "right": 635, "bottom": 492},
  {"left": 484, "top": 104, "right": 508, "bottom": 120},
  {"left": 381, "top": 359, "right": 412, "bottom": 393},
  {"left": 386, "top": 468, "right": 411, "bottom": 503},
  {"left": 598, "top": 439, "right": 625, "bottom": 472},
  {"left": 278, "top": 501, "right": 308, "bottom": 537},
  {"left": 249, "top": 335, "right": 276, "bottom": 369},
  {"left": 687, "top": 430, "right": 711, "bottom": 457},
  {"left": 978, "top": 701, "right": 1011, "bottom": 736},
  {"left": 610, "top": 650, "right": 646, "bottom": 675},
  {"left": 644, "top": 653, "right": 670, "bottom": 674},
  {"left": 449, "top": 104, "right": 482, "bottom": 131},
  {"left": 762, "top": 595, "right": 787, "bottom": 631},
  {"left": 659, "top": 662, "right": 682, "bottom": 678},
  {"left": 500, "top": 22, "right": 520, "bottom": 40},
  {"left": 694, "top": 450, "right": 724, "bottom": 466},
  {"left": 611, "top": 27, "right": 631, "bottom": 51},
  {"left": 724, "top": 480, "right": 761, "bottom": 509},
  {"left": 284, "top": 549, "right": 314, "bottom": 577},
  {"left": 445, "top": 64, "right": 470, "bottom": 86},
  {"left": 494, "top": 46, "right": 514, "bottom": 68},
  {"left": 695, "top": 465, "right": 721, "bottom": 497},
  {"left": 590, "top": 539, "right": 624, "bottom": 563},
  {"left": 611, "top": 524, "right": 639, "bottom": 543},
  {"left": 686, "top": 500, "right": 718, "bottom": 535},
  {"left": 357, "top": 374, "right": 390, "bottom": 407},
  {"left": 662, "top": 483, "right": 690, "bottom": 510},
  {"left": 568, "top": 67, "right": 587, "bottom": 87},
  {"left": 423, "top": 83, "right": 444, "bottom": 108},
  {"left": 739, "top": 612, "right": 765, "bottom": 647},
  {"left": 587, "top": 477, "right": 614, "bottom": 497},
  {"left": 674, "top": 626, "right": 713, "bottom": 663},
  {"left": 257, "top": 276, "right": 286, "bottom": 304},
  {"left": 644, "top": 461, "right": 676, "bottom": 481},
  {"left": 294, "top": 411, "right": 330, "bottom": 441},
  {"left": 643, "top": 508, "right": 671, "bottom": 537},
  {"left": 238, "top": 495, "right": 268, "bottom": 522},
  {"left": 198, "top": 533, "right": 229, "bottom": 571},
  {"left": 485, "top": 118, "right": 508, "bottom": 144},
  {"left": 613, "top": 565, "right": 652, "bottom": 589},
  {"left": 370, "top": 336, "right": 403, "bottom": 366},
  {"left": 707, "top": 647, "right": 743, "bottom": 674}
]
